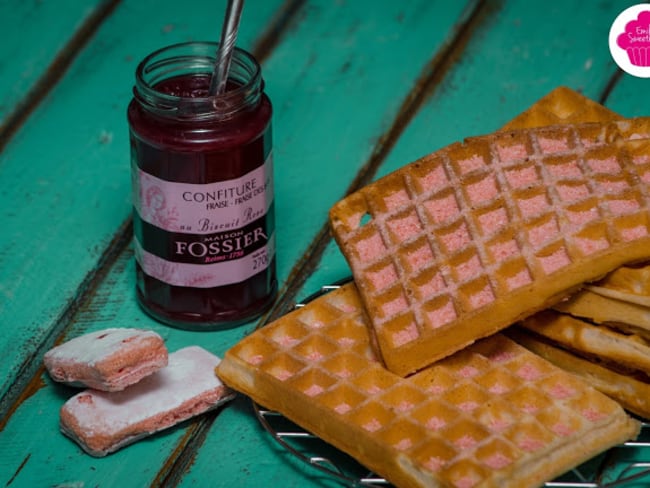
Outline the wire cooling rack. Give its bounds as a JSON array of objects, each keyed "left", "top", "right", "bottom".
[{"left": 253, "top": 281, "right": 650, "bottom": 487}]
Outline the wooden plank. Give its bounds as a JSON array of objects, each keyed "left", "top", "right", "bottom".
[
  {"left": 0, "top": 0, "right": 112, "bottom": 129},
  {"left": 0, "top": 0, "right": 477, "bottom": 486}
]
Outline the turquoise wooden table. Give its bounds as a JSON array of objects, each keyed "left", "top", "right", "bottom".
[{"left": 2, "top": 0, "right": 650, "bottom": 486}]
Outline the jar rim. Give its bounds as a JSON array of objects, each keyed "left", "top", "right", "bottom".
[{"left": 134, "top": 41, "right": 262, "bottom": 119}]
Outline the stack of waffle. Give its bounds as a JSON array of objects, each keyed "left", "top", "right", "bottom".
[{"left": 216, "top": 88, "right": 650, "bottom": 487}]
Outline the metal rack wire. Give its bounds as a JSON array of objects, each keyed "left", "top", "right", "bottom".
[{"left": 254, "top": 281, "right": 650, "bottom": 487}]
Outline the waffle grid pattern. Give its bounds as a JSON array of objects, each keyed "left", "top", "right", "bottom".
[
  {"left": 330, "top": 119, "right": 650, "bottom": 375},
  {"left": 218, "top": 284, "right": 637, "bottom": 488}
]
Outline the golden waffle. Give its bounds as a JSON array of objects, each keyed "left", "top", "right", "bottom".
[
  {"left": 502, "top": 86, "right": 621, "bottom": 130},
  {"left": 520, "top": 309, "right": 650, "bottom": 375},
  {"left": 216, "top": 283, "right": 639, "bottom": 488},
  {"left": 554, "top": 289, "right": 650, "bottom": 338},
  {"left": 510, "top": 327, "right": 650, "bottom": 419},
  {"left": 329, "top": 118, "right": 650, "bottom": 376},
  {"left": 586, "top": 263, "right": 650, "bottom": 306}
]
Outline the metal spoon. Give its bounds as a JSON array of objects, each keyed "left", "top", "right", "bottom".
[{"left": 209, "top": 0, "right": 244, "bottom": 96}]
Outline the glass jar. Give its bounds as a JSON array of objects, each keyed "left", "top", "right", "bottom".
[{"left": 127, "top": 41, "right": 277, "bottom": 330}]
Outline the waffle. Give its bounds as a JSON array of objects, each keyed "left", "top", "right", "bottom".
[
  {"left": 329, "top": 117, "right": 650, "bottom": 376},
  {"left": 501, "top": 86, "right": 621, "bottom": 130},
  {"left": 520, "top": 309, "right": 650, "bottom": 375},
  {"left": 554, "top": 289, "right": 650, "bottom": 338},
  {"left": 510, "top": 327, "right": 650, "bottom": 419},
  {"left": 586, "top": 263, "right": 650, "bottom": 306},
  {"left": 216, "top": 282, "right": 639, "bottom": 488}
]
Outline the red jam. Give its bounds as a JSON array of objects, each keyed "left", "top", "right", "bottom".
[{"left": 127, "top": 43, "right": 277, "bottom": 330}]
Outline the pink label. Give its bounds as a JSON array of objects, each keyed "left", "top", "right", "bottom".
[
  {"left": 133, "top": 155, "right": 273, "bottom": 234},
  {"left": 133, "top": 154, "right": 275, "bottom": 287}
]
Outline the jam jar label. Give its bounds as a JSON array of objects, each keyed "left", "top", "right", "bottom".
[{"left": 132, "top": 155, "right": 275, "bottom": 288}]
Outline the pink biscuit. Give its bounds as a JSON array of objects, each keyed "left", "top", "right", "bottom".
[
  {"left": 44, "top": 328, "right": 168, "bottom": 391},
  {"left": 59, "top": 346, "right": 235, "bottom": 456}
]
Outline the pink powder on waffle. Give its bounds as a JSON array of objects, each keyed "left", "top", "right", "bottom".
[
  {"left": 304, "top": 384, "right": 325, "bottom": 397},
  {"left": 427, "top": 301, "right": 457, "bottom": 329},
  {"left": 382, "top": 294, "right": 409, "bottom": 317},
  {"left": 467, "top": 176, "right": 499, "bottom": 205},
  {"left": 455, "top": 435, "right": 478, "bottom": 449},
  {"left": 248, "top": 354, "right": 264, "bottom": 365},
  {"left": 621, "top": 225, "right": 649, "bottom": 241},
  {"left": 517, "top": 364, "right": 543, "bottom": 380},
  {"left": 384, "top": 189, "right": 410, "bottom": 210},
  {"left": 576, "top": 236, "right": 609, "bottom": 255},
  {"left": 548, "top": 161, "right": 582, "bottom": 179},
  {"left": 528, "top": 219, "right": 559, "bottom": 248},
  {"left": 488, "top": 383, "right": 510, "bottom": 394},
  {"left": 368, "top": 265, "right": 398, "bottom": 291},
  {"left": 335, "top": 367, "right": 353, "bottom": 378},
  {"left": 454, "top": 476, "right": 480, "bottom": 488},
  {"left": 417, "top": 272, "right": 446, "bottom": 298},
  {"left": 397, "top": 401, "right": 414, "bottom": 412},
  {"left": 633, "top": 154, "right": 650, "bottom": 165},
  {"left": 469, "top": 283, "right": 495, "bottom": 310},
  {"left": 276, "top": 335, "right": 300, "bottom": 347},
  {"left": 517, "top": 194, "right": 549, "bottom": 218},
  {"left": 274, "top": 369, "right": 294, "bottom": 381},
  {"left": 337, "top": 337, "right": 356, "bottom": 347},
  {"left": 640, "top": 170, "right": 650, "bottom": 184},
  {"left": 477, "top": 207, "right": 508, "bottom": 236},
  {"left": 363, "top": 418, "right": 383, "bottom": 432},
  {"left": 334, "top": 403, "right": 352, "bottom": 415},
  {"left": 538, "top": 247, "right": 571, "bottom": 275},
  {"left": 423, "top": 456, "right": 447, "bottom": 472},
  {"left": 440, "top": 223, "right": 471, "bottom": 253},
  {"left": 395, "top": 438, "right": 413, "bottom": 450},
  {"left": 456, "top": 254, "right": 482, "bottom": 282},
  {"left": 597, "top": 179, "right": 630, "bottom": 194},
  {"left": 487, "top": 350, "right": 516, "bottom": 363},
  {"left": 407, "top": 244, "right": 435, "bottom": 270},
  {"left": 582, "top": 407, "right": 606, "bottom": 422},
  {"left": 392, "top": 322, "right": 419, "bottom": 347},
  {"left": 427, "top": 384, "right": 447, "bottom": 395},
  {"left": 424, "top": 194, "right": 460, "bottom": 224},
  {"left": 547, "top": 382, "right": 575, "bottom": 399},
  {"left": 505, "top": 165, "right": 538, "bottom": 189},
  {"left": 306, "top": 351, "right": 324, "bottom": 361},
  {"left": 459, "top": 401, "right": 479, "bottom": 412},
  {"left": 489, "top": 417, "right": 512, "bottom": 432},
  {"left": 426, "top": 416, "right": 447, "bottom": 430},
  {"left": 608, "top": 198, "right": 640, "bottom": 215},
  {"left": 557, "top": 184, "right": 590, "bottom": 203},
  {"left": 457, "top": 155, "right": 486, "bottom": 174},
  {"left": 587, "top": 156, "right": 621, "bottom": 174},
  {"left": 484, "top": 453, "right": 513, "bottom": 469},
  {"left": 497, "top": 143, "right": 528, "bottom": 163},
  {"left": 538, "top": 136, "right": 570, "bottom": 153},
  {"left": 551, "top": 422, "right": 575, "bottom": 437},
  {"left": 505, "top": 268, "right": 533, "bottom": 291},
  {"left": 489, "top": 239, "right": 519, "bottom": 261},
  {"left": 519, "top": 436, "right": 545, "bottom": 452},
  {"left": 355, "top": 233, "right": 387, "bottom": 263},
  {"left": 418, "top": 164, "right": 450, "bottom": 193},
  {"left": 458, "top": 366, "right": 479, "bottom": 378},
  {"left": 566, "top": 207, "right": 599, "bottom": 226},
  {"left": 388, "top": 212, "right": 422, "bottom": 240}
]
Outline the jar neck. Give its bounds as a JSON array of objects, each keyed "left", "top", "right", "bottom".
[{"left": 133, "top": 41, "right": 263, "bottom": 122}]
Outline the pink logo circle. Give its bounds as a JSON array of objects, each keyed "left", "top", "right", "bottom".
[{"left": 609, "top": 4, "right": 650, "bottom": 77}]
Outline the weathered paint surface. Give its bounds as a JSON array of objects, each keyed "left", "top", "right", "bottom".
[{"left": 1, "top": 0, "right": 647, "bottom": 486}]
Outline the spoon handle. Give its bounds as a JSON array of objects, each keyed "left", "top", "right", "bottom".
[{"left": 209, "top": 0, "right": 244, "bottom": 96}]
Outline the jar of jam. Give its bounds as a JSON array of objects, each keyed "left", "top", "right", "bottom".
[{"left": 127, "top": 41, "right": 276, "bottom": 330}]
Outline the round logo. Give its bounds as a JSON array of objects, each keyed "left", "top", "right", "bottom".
[{"left": 609, "top": 3, "right": 650, "bottom": 78}]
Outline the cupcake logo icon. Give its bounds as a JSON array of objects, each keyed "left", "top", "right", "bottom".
[{"left": 610, "top": 4, "right": 650, "bottom": 77}]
